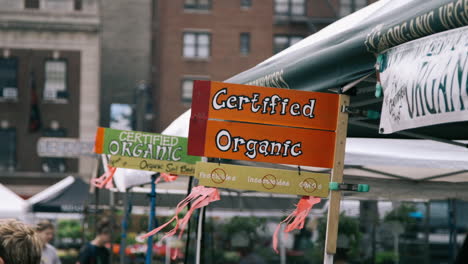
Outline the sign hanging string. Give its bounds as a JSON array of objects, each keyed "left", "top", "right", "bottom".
[
  {"left": 91, "top": 165, "right": 116, "bottom": 189},
  {"left": 140, "top": 186, "right": 220, "bottom": 259},
  {"left": 155, "top": 173, "right": 178, "bottom": 184},
  {"left": 272, "top": 196, "right": 321, "bottom": 253}
]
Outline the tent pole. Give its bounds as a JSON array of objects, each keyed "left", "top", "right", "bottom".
[
  {"left": 101, "top": 154, "right": 116, "bottom": 264},
  {"left": 109, "top": 187, "right": 116, "bottom": 264},
  {"left": 120, "top": 188, "right": 133, "bottom": 264},
  {"left": 195, "top": 206, "right": 205, "bottom": 264},
  {"left": 449, "top": 199, "right": 457, "bottom": 261},
  {"left": 424, "top": 201, "right": 430, "bottom": 264},
  {"left": 183, "top": 176, "right": 194, "bottom": 264},
  {"left": 145, "top": 173, "right": 158, "bottom": 264},
  {"left": 324, "top": 95, "right": 350, "bottom": 264}
]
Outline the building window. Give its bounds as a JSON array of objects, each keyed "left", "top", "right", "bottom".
[
  {"left": 240, "top": 33, "right": 251, "bottom": 55},
  {"left": 43, "top": 60, "right": 68, "bottom": 102},
  {"left": 181, "top": 77, "right": 209, "bottom": 103},
  {"left": 74, "top": 0, "right": 83, "bottom": 11},
  {"left": 340, "top": 0, "right": 367, "bottom": 17},
  {"left": 42, "top": 123, "right": 67, "bottom": 173},
  {"left": 273, "top": 35, "right": 304, "bottom": 53},
  {"left": 24, "top": 0, "right": 40, "bottom": 9},
  {"left": 0, "top": 127, "right": 16, "bottom": 172},
  {"left": 0, "top": 58, "right": 18, "bottom": 101},
  {"left": 181, "top": 79, "right": 194, "bottom": 103},
  {"left": 241, "top": 0, "right": 252, "bottom": 8},
  {"left": 274, "top": 0, "right": 305, "bottom": 16},
  {"left": 184, "top": 0, "right": 211, "bottom": 10},
  {"left": 183, "top": 32, "right": 211, "bottom": 59}
]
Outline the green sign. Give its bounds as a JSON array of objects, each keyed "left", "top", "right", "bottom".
[{"left": 94, "top": 127, "right": 201, "bottom": 164}]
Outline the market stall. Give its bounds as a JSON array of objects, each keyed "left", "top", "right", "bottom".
[{"left": 160, "top": 0, "right": 468, "bottom": 262}]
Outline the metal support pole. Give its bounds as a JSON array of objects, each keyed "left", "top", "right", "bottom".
[
  {"left": 280, "top": 225, "right": 286, "bottom": 264},
  {"left": 195, "top": 206, "right": 205, "bottom": 264},
  {"left": 101, "top": 154, "right": 116, "bottom": 264},
  {"left": 145, "top": 174, "right": 158, "bottom": 264},
  {"left": 109, "top": 190, "right": 116, "bottom": 264},
  {"left": 449, "top": 199, "right": 457, "bottom": 261},
  {"left": 120, "top": 188, "right": 133, "bottom": 264},
  {"left": 424, "top": 201, "right": 430, "bottom": 264},
  {"left": 183, "top": 176, "right": 194, "bottom": 264}
]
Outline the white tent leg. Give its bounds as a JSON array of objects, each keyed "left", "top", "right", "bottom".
[
  {"left": 324, "top": 253, "right": 334, "bottom": 264},
  {"left": 195, "top": 206, "right": 205, "bottom": 264}
]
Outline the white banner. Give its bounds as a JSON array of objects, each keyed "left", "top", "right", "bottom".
[
  {"left": 379, "top": 26, "right": 468, "bottom": 134},
  {"left": 37, "top": 137, "right": 95, "bottom": 157}
]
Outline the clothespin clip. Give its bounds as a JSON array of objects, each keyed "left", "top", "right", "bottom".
[
  {"left": 375, "top": 54, "right": 383, "bottom": 98},
  {"left": 329, "top": 182, "right": 370, "bottom": 193}
]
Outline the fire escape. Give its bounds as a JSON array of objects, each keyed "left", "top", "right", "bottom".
[{"left": 273, "top": 0, "right": 340, "bottom": 34}]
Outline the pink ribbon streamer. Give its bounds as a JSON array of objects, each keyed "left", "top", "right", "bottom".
[
  {"left": 140, "top": 186, "right": 220, "bottom": 259},
  {"left": 155, "top": 173, "right": 178, "bottom": 184},
  {"left": 272, "top": 196, "right": 321, "bottom": 253},
  {"left": 91, "top": 165, "right": 116, "bottom": 189}
]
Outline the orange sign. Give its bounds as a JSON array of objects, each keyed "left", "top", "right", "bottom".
[
  {"left": 190, "top": 119, "right": 336, "bottom": 168},
  {"left": 191, "top": 80, "right": 340, "bottom": 131}
]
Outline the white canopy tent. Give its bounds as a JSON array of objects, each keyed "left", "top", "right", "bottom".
[
  {"left": 0, "top": 183, "right": 28, "bottom": 221},
  {"left": 161, "top": 108, "right": 468, "bottom": 201}
]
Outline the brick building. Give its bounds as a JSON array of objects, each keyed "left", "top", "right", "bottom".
[
  {"left": 152, "top": 0, "right": 375, "bottom": 132},
  {"left": 0, "top": 0, "right": 100, "bottom": 196}
]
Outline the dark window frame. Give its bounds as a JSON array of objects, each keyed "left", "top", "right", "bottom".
[
  {"left": 273, "top": 34, "right": 304, "bottom": 54},
  {"left": 41, "top": 127, "right": 67, "bottom": 173},
  {"left": 24, "top": 0, "right": 40, "bottom": 9},
  {"left": 240, "top": 32, "right": 251, "bottom": 55},
  {"left": 0, "top": 57, "right": 19, "bottom": 101},
  {"left": 340, "top": 0, "right": 368, "bottom": 17},
  {"left": 182, "top": 32, "right": 211, "bottom": 59},
  {"left": 181, "top": 76, "right": 209, "bottom": 103},
  {"left": 274, "top": 0, "right": 306, "bottom": 16},
  {"left": 43, "top": 58, "right": 69, "bottom": 102},
  {"left": 74, "top": 0, "right": 83, "bottom": 11},
  {"left": 0, "top": 127, "right": 16, "bottom": 172},
  {"left": 241, "top": 0, "right": 252, "bottom": 8},
  {"left": 184, "top": 0, "right": 212, "bottom": 10}
]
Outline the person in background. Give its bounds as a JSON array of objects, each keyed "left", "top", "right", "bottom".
[
  {"left": 36, "top": 220, "right": 61, "bottom": 264},
  {"left": 77, "top": 219, "right": 111, "bottom": 264},
  {"left": 0, "top": 219, "right": 42, "bottom": 264}
]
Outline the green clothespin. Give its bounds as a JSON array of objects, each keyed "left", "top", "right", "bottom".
[
  {"left": 329, "top": 182, "right": 370, "bottom": 193},
  {"left": 375, "top": 83, "right": 382, "bottom": 98},
  {"left": 367, "top": 110, "right": 380, "bottom": 120}
]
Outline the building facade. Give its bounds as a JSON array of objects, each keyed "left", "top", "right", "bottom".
[
  {"left": 152, "top": 0, "right": 376, "bottom": 132},
  {"left": 0, "top": 0, "right": 100, "bottom": 196},
  {"left": 100, "top": 0, "right": 153, "bottom": 132}
]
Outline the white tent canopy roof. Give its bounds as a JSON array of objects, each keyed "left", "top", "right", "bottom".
[
  {"left": 162, "top": 111, "right": 468, "bottom": 200},
  {"left": 0, "top": 184, "right": 27, "bottom": 219}
]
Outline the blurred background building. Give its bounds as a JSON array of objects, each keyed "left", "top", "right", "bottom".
[
  {"left": 0, "top": 0, "right": 377, "bottom": 196},
  {"left": 0, "top": 0, "right": 100, "bottom": 197},
  {"left": 151, "top": 0, "right": 375, "bottom": 131},
  {"left": 99, "top": 0, "right": 152, "bottom": 132}
]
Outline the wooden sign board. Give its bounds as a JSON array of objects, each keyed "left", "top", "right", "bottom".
[
  {"left": 195, "top": 162, "right": 330, "bottom": 197},
  {"left": 94, "top": 127, "right": 201, "bottom": 164},
  {"left": 191, "top": 119, "right": 335, "bottom": 168},
  {"left": 191, "top": 80, "right": 340, "bottom": 130},
  {"left": 189, "top": 81, "right": 341, "bottom": 168},
  {"left": 109, "top": 155, "right": 195, "bottom": 175}
]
